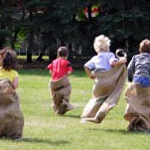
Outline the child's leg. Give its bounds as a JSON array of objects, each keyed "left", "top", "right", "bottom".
[{"left": 62, "top": 85, "right": 74, "bottom": 111}]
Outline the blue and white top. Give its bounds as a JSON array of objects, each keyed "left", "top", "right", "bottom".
[
  {"left": 127, "top": 53, "right": 150, "bottom": 87},
  {"left": 84, "top": 52, "right": 117, "bottom": 72}
]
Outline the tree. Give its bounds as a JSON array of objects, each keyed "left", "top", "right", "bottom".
[
  {"left": 95, "top": 0, "right": 150, "bottom": 56},
  {"left": 1, "top": 0, "right": 150, "bottom": 64}
]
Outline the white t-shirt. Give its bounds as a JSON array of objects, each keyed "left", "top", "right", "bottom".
[{"left": 84, "top": 52, "right": 117, "bottom": 72}]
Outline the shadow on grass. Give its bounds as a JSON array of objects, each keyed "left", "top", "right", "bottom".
[
  {"left": 88, "top": 128, "right": 150, "bottom": 135},
  {"left": 61, "top": 114, "right": 81, "bottom": 119},
  {"left": 21, "top": 137, "right": 69, "bottom": 145}
]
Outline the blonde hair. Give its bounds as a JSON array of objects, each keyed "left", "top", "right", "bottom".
[{"left": 93, "top": 35, "right": 110, "bottom": 53}]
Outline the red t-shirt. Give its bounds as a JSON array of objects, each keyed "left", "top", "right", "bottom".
[{"left": 47, "top": 58, "right": 73, "bottom": 81}]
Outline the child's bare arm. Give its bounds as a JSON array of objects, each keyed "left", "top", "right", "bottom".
[
  {"left": 49, "top": 70, "right": 52, "bottom": 75},
  {"left": 84, "top": 66, "right": 95, "bottom": 79},
  {"left": 67, "top": 70, "right": 72, "bottom": 76},
  {"left": 12, "top": 77, "right": 18, "bottom": 89},
  {"left": 111, "top": 57, "right": 127, "bottom": 67}
]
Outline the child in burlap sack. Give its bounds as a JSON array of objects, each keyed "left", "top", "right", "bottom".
[
  {"left": 81, "top": 35, "right": 127, "bottom": 123},
  {"left": 0, "top": 47, "right": 24, "bottom": 139},
  {"left": 124, "top": 39, "right": 150, "bottom": 131},
  {"left": 47, "top": 46, "right": 74, "bottom": 115}
]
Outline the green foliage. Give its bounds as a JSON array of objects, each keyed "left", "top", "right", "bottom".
[
  {"left": 99, "top": 4, "right": 150, "bottom": 41},
  {"left": 1, "top": 0, "right": 150, "bottom": 59}
]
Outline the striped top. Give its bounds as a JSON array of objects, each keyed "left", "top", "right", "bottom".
[{"left": 127, "top": 53, "right": 150, "bottom": 80}]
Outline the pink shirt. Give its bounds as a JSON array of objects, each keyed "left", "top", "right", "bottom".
[{"left": 47, "top": 58, "right": 73, "bottom": 81}]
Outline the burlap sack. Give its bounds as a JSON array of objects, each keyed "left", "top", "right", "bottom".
[
  {"left": 124, "top": 83, "right": 150, "bottom": 131},
  {"left": 81, "top": 65, "right": 126, "bottom": 123},
  {"left": 0, "top": 79, "right": 24, "bottom": 139},
  {"left": 50, "top": 76, "right": 72, "bottom": 115}
]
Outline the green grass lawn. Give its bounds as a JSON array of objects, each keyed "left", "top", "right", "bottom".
[{"left": 1, "top": 69, "right": 150, "bottom": 150}]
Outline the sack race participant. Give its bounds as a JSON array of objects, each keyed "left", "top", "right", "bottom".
[
  {"left": 50, "top": 75, "right": 72, "bottom": 115},
  {"left": 47, "top": 46, "right": 74, "bottom": 115},
  {"left": 81, "top": 35, "right": 127, "bottom": 123},
  {"left": 124, "top": 39, "right": 150, "bottom": 131},
  {"left": 0, "top": 47, "right": 24, "bottom": 139},
  {"left": 81, "top": 65, "right": 126, "bottom": 123}
]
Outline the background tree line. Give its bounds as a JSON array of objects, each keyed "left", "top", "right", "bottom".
[{"left": 0, "top": 0, "right": 150, "bottom": 64}]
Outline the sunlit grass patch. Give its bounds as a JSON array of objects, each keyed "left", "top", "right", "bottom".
[{"left": 1, "top": 69, "right": 150, "bottom": 150}]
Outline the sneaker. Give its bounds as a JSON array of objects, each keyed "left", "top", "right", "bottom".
[
  {"left": 62, "top": 100, "right": 74, "bottom": 110},
  {"left": 80, "top": 118, "right": 87, "bottom": 123},
  {"left": 66, "top": 104, "right": 74, "bottom": 110}
]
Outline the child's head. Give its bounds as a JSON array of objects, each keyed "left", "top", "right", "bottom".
[
  {"left": 139, "top": 39, "right": 150, "bottom": 53},
  {"left": 93, "top": 35, "right": 111, "bottom": 53},
  {"left": 0, "top": 47, "right": 17, "bottom": 71},
  {"left": 57, "top": 46, "right": 69, "bottom": 58}
]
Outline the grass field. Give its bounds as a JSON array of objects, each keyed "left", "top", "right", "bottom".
[{"left": 1, "top": 69, "right": 150, "bottom": 150}]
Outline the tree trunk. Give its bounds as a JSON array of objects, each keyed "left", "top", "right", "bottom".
[
  {"left": 0, "top": 22, "right": 6, "bottom": 49},
  {"left": 26, "top": 10, "right": 33, "bottom": 63},
  {"left": 11, "top": 28, "right": 21, "bottom": 50},
  {"left": 27, "top": 37, "right": 33, "bottom": 63},
  {"left": 0, "top": 37, "right": 5, "bottom": 49},
  {"left": 26, "top": 37, "right": 33, "bottom": 63},
  {"left": 27, "top": 53, "right": 32, "bottom": 63},
  {"left": 11, "top": 9, "right": 25, "bottom": 49},
  {"left": 48, "top": 50, "right": 57, "bottom": 63},
  {"left": 37, "top": 46, "right": 46, "bottom": 61}
]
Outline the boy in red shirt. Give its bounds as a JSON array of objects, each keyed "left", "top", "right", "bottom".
[{"left": 47, "top": 46, "right": 74, "bottom": 115}]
